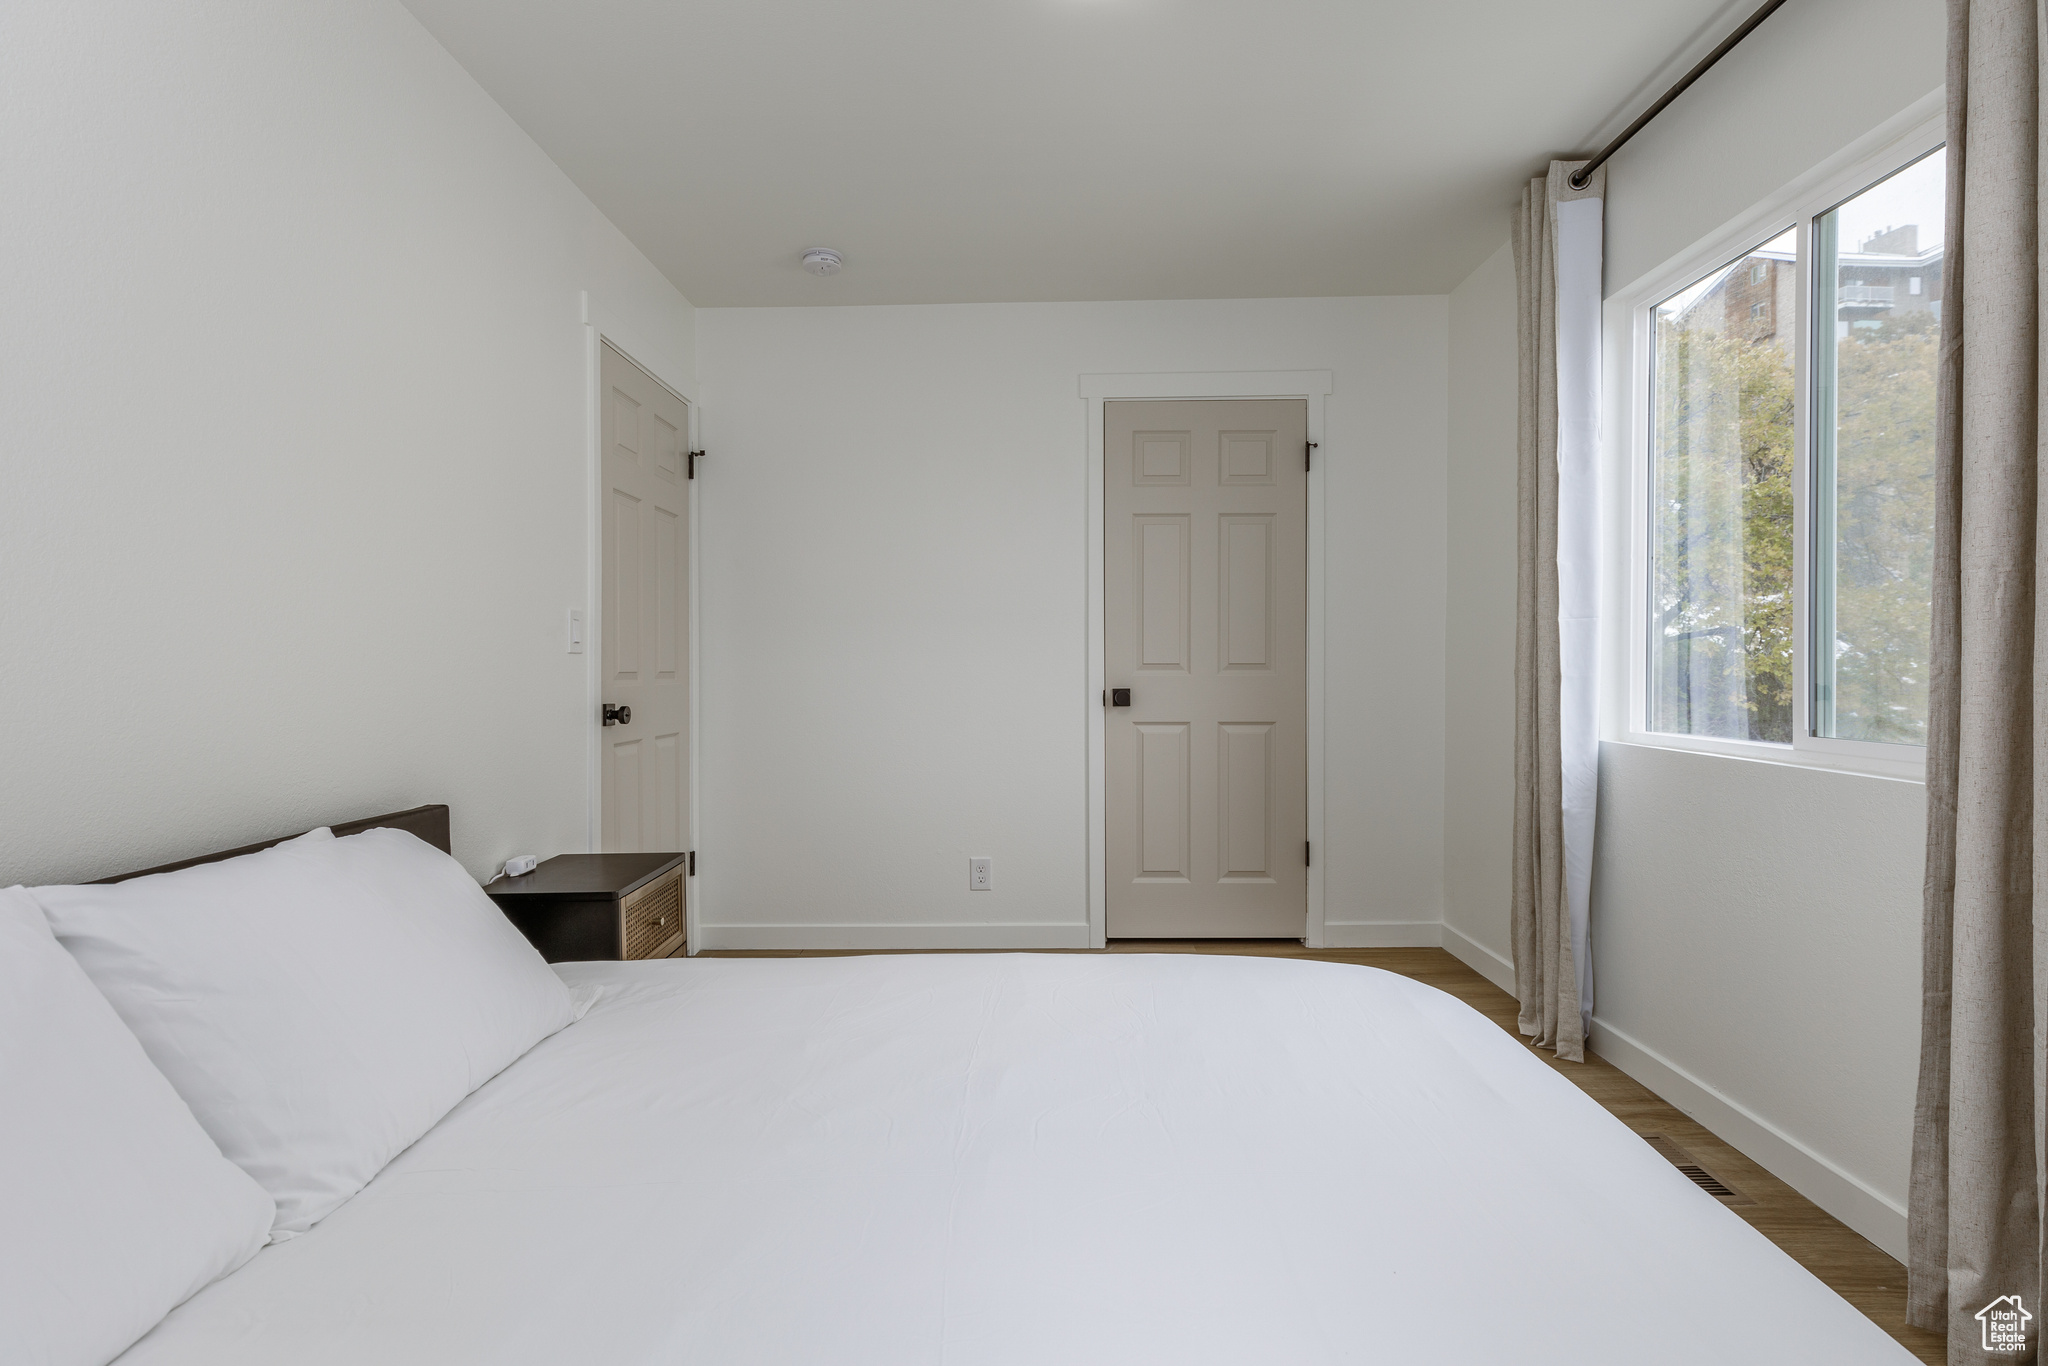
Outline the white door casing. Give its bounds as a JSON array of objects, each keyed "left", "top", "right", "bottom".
[
  {"left": 1103, "top": 399, "right": 1308, "bottom": 938},
  {"left": 599, "top": 341, "right": 691, "bottom": 855},
  {"left": 1083, "top": 372, "right": 1330, "bottom": 949}
]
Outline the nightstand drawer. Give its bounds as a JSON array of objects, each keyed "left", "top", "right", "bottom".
[{"left": 621, "top": 870, "right": 684, "bottom": 960}]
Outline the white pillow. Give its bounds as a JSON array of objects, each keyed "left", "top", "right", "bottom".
[
  {"left": 0, "top": 886, "right": 274, "bottom": 1366},
  {"left": 32, "top": 826, "right": 577, "bottom": 1241}
]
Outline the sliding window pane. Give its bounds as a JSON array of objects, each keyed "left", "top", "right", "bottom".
[
  {"left": 1649, "top": 229, "right": 1798, "bottom": 743},
  {"left": 1811, "top": 150, "right": 1943, "bottom": 744}
]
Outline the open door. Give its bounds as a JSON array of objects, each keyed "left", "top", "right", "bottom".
[{"left": 599, "top": 341, "right": 690, "bottom": 856}]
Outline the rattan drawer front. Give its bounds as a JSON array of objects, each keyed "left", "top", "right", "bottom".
[{"left": 621, "top": 871, "right": 684, "bottom": 960}]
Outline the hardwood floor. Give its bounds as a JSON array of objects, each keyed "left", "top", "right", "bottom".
[{"left": 703, "top": 938, "right": 1942, "bottom": 1364}]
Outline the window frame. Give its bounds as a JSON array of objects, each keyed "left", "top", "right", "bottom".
[{"left": 1620, "top": 114, "right": 1943, "bottom": 782}]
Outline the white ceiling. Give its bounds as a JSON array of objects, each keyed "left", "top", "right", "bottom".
[{"left": 401, "top": 0, "right": 1739, "bottom": 306}]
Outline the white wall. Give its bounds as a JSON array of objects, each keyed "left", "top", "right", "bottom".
[
  {"left": 1589, "top": 748, "right": 1926, "bottom": 1252},
  {"left": 694, "top": 298, "right": 1447, "bottom": 949},
  {"left": 1442, "top": 243, "right": 1520, "bottom": 979},
  {"left": 1602, "top": 0, "right": 1946, "bottom": 295},
  {"left": 1585, "top": 0, "right": 1944, "bottom": 1259},
  {"left": 0, "top": 0, "right": 693, "bottom": 883}
]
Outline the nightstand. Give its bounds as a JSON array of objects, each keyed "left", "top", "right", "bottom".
[{"left": 485, "top": 853, "right": 687, "bottom": 963}]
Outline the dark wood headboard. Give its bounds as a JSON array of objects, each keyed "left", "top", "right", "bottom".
[{"left": 93, "top": 804, "right": 452, "bottom": 884}]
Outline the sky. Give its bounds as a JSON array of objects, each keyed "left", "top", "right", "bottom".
[{"left": 1832, "top": 148, "right": 1945, "bottom": 255}]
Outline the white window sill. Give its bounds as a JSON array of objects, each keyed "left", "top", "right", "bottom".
[{"left": 1612, "top": 731, "right": 1926, "bottom": 784}]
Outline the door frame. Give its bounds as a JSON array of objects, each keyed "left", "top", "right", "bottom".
[
  {"left": 1081, "top": 371, "right": 1333, "bottom": 949},
  {"left": 581, "top": 291, "right": 702, "bottom": 950}
]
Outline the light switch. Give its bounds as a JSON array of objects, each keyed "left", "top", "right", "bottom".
[
  {"left": 968, "top": 857, "right": 992, "bottom": 891},
  {"left": 568, "top": 608, "right": 585, "bottom": 655}
]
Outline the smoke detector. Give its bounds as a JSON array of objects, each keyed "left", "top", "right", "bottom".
[{"left": 801, "top": 248, "right": 843, "bottom": 276}]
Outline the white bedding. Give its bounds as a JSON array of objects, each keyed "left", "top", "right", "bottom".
[{"left": 114, "top": 953, "right": 1914, "bottom": 1364}]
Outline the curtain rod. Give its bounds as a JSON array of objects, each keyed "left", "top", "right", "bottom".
[{"left": 1567, "top": 0, "right": 1789, "bottom": 190}]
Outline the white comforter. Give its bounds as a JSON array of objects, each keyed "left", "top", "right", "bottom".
[{"left": 116, "top": 953, "right": 1914, "bottom": 1364}]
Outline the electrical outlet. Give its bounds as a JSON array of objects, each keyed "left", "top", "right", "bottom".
[{"left": 968, "top": 857, "right": 992, "bottom": 891}]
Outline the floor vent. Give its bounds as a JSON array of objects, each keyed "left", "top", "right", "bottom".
[{"left": 1640, "top": 1134, "right": 1756, "bottom": 1206}]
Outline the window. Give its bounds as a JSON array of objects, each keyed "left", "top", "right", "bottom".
[
  {"left": 1649, "top": 229, "right": 1798, "bottom": 742},
  {"left": 1640, "top": 139, "right": 1943, "bottom": 763},
  {"left": 1811, "top": 151, "right": 1943, "bottom": 743}
]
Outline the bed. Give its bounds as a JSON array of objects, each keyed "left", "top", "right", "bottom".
[{"left": 40, "top": 808, "right": 1915, "bottom": 1364}]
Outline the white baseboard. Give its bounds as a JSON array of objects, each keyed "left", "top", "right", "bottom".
[
  {"left": 1441, "top": 923, "right": 1516, "bottom": 993},
  {"left": 1587, "top": 1018, "right": 1908, "bottom": 1262},
  {"left": 1320, "top": 920, "right": 1445, "bottom": 948},
  {"left": 693, "top": 922, "right": 1094, "bottom": 953}
]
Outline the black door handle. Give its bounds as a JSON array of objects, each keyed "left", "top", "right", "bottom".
[
  {"left": 1110, "top": 688, "right": 1131, "bottom": 707},
  {"left": 603, "top": 704, "right": 632, "bottom": 727}
]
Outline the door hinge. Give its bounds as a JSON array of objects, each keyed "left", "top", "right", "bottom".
[
  {"left": 688, "top": 449, "right": 705, "bottom": 479},
  {"left": 1305, "top": 440, "right": 1318, "bottom": 471},
  {"left": 687, "top": 850, "right": 696, "bottom": 876},
  {"left": 1305, "top": 841, "right": 1311, "bottom": 868}
]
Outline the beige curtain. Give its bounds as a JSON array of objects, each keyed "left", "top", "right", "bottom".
[
  {"left": 1907, "top": 1, "right": 2043, "bottom": 1359},
  {"left": 1513, "top": 162, "right": 1603, "bottom": 1063}
]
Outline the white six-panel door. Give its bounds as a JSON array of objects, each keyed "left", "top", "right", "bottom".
[
  {"left": 600, "top": 341, "right": 690, "bottom": 854},
  {"left": 1104, "top": 399, "right": 1307, "bottom": 938}
]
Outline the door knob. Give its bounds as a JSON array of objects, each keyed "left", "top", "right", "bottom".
[
  {"left": 1110, "top": 688, "right": 1131, "bottom": 707},
  {"left": 603, "top": 704, "right": 632, "bottom": 727}
]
